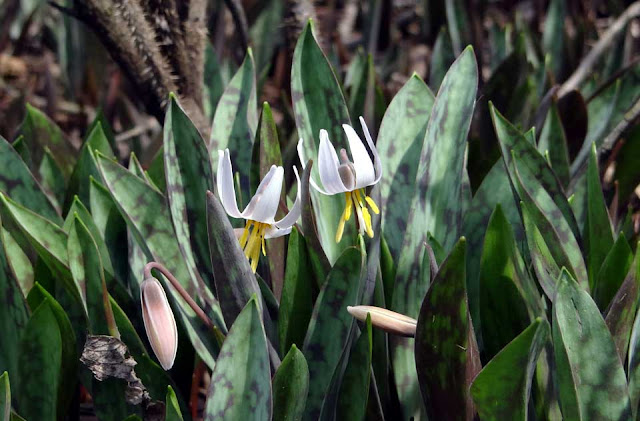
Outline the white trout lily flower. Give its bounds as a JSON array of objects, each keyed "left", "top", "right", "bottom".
[
  {"left": 217, "top": 149, "right": 301, "bottom": 272},
  {"left": 298, "top": 116, "right": 381, "bottom": 242}
]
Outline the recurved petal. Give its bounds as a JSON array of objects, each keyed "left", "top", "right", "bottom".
[
  {"left": 347, "top": 305, "right": 417, "bottom": 337},
  {"left": 264, "top": 225, "right": 292, "bottom": 239},
  {"left": 318, "top": 130, "right": 348, "bottom": 194},
  {"left": 141, "top": 277, "right": 178, "bottom": 370},
  {"left": 246, "top": 165, "right": 284, "bottom": 223},
  {"left": 343, "top": 123, "right": 375, "bottom": 189},
  {"left": 274, "top": 166, "right": 302, "bottom": 229},
  {"left": 359, "top": 116, "right": 382, "bottom": 185},
  {"left": 216, "top": 149, "right": 243, "bottom": 218}
]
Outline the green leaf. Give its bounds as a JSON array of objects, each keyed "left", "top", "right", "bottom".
[
  {"left": 593, "top": 233, "right": 633, "bottom": 311},
  {"left": 163, "top": 95, "right": 216, "bottom": 303},
  {"left": 2, "top": 226, "right": 33, "bottom": 297},
  {"left": 336, "top": 314, "right": 373, "bottom": 420},
  {"left": 278, "top": 227, "right": 313, "bottom": 355},
  {"left": 146, "top": 146, "right": 167, "bottom": 193},
  {"left": 415, "top": 238, "right": 481, "bottom": 421},
  {"left": 584, "top": 143, "right": 614, "bottom": 289},
  {"left": 538, "top": 101, "right": 570, "bottom": 187},
  {"left": 542, "top": 0, "right": 565, "bottom": 77},
  {"left": 0, "top": 136, "right": 61, "bottom": 223},
  {"left": 272, "top": 345, "right": 309, "bottom": 421},
  {"left": 203, "top": 42, "right": 225, "bottom": 120},
  {"left": 209, "top": 50, "right": 258, "bottom": 199},
  {"left": 249, "top": 0, "right": 284, "bottom": 80},
  {"left": 0, "top": 372, "right": 9, "bottom": 421},
  {"left": 393, "top": 46, "right": 477, "bottom": 418},
  {"left": 38, "top": 148, "right": 66, "bottom": 209},
  {"left": 627, "top": 283, "right": 640, "bottom": 414},
  {"left": 471, "top": 318, "right": 550, "bottom": 421},
  {"left": 16, "top": 300, "right": 61, "bottom": 421},
  {"left": 429, "top": 28, "right": 455, "bottom": 91},
  {"left": 553, "top": 269, "right": 632, "bottom": 420},
  {"left": 303, "top": 247, "right": 364, "bottom": 419},
  {"left": 479, "top": 205, "right": 541, "bottom": 361},
  {"left": 291, "top": 21, "right": 353, "bottom": 263},
  {"left": 96, "top": 153, "right": 221, "bottom": 368},
  {"left": 445, "top": 0, "right": 471, "bottom": 55},
  {"left": 377, "top": 74, "right": 435, "bottom": 259},
  {"left": 165, "top": 386, "right": 184, "bottom": 421},
  {"left": 204, "top": 297, "right": 271, "bottom": 420}
]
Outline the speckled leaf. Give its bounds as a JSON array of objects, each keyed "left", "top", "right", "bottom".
[
  {"left": 605, "top": 249, "right": 640, "bottom": 361},
  {"left": 415, "top": 238, "right": 481, "bottom": 421},
  {"left": 147, "top": 146, "right": 167, "bottom": 193},
  {"left": 165, "top": 386, "right": 184, "bottom": 421},
  {"left": 303, "top": 247, "right": 364, "bottom": 419},
  {"left": 0, "top": 372, "right": 9, "bottom": 421},
  {"left": 594, "top": 234, "right": 633, "bottom": 311},
  {"left": 278, "top": 227, "right": 313, "bottom": 355},
  {"left": 553, "top": 269, "right": 632, "bottom": 420},
  {"left": 0, "top": 136, "right": 60, "bottom": 224},
  {"left": 337, "top": 314, "right": 373, "bottom": 421},
  {"left": 272, "top": 345, "right": 309, "bottom": 421},
  {"left": 491, "top": 104, "right": 580, "bottom": 240},
  {"left": 209, "top": 50, "right": 258, "bottom": 199},
  {"left": 96, "top": 153, "right": 221, "bottom": 369},
  {"left": 584, "top": 143, "right": 614, "bottom": 289},
  {"left": 471, "top": 318, "right": 550, "bottom": 421},
  {"left": 538, "top": 101, "right": 570, "bottom": 187},
  {"left": 377, "top": 74, "right": 435, "bottom": 259},
  {"left": 203, "top": 42, "right": 225, "bottom": 120},
  {"left": 15, "top": 300, "right": 61, "bottom": 421},
  {"left": 205, "top": 297, "right": 272, "bottom": 420},
  {"left": 291, "top": 21, "right": 353, "bottom": 263},
  {"left": 163, "top": 95, "right": 216, "bottom": 304},
  {"left": 205, "top": 190, "right": 263, "bottom": 327},
  {"left": 479, "top": 205, "right": 541, "bottom": 361},
  {"left": 38, "top": 148, "right": 65, "bottom": 210},
  {"left": 18, "top": 104, "right": 75, "bottom": 178},
  {"left": 2, "top": 226, "right": 33, "bottom": 297},
  {"left": 392, "top": 47, "right": 477, "bottom": 419}
]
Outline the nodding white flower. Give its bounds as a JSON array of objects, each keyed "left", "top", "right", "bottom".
[
  {"left": 140, "top": 277, "right": 178, "bottom": 370},
  {"left": 217, "top": 149, "right": 301, "bottom": 272},
  {"left": 298, "top": 116, "right": 381, "bottom": 242}
]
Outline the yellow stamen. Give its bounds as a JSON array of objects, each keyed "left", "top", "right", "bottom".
[
  {"left": 365, "top": 196, "right": 379, "bottom": 214},
  {"left": 238, "top": 220, "right": 271, "bottom": 273},
  {"left": 362, "top": 207, "right": 374, "bottom": 238},
  {"left": 335, "top": 189, "right": 380, "bottom": 242},
  {"left": 344, "top": 193, "right": 353, "bottom": 221},
  {"left": 239, "top": 220, "right": 252, "bottom": 248}
]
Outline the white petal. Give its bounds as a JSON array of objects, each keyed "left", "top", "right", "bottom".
[
  {"left": 274, "top": 166, "right": 301, "bottom": 229},
  {"left": 216, "top": 149, "right": 243, "bottom": 218},
  {"left": 264, "top": 225, "right": 292, "bottom": 239},
  {"left": 318, "top": 129, "right": 348, "bottom": 194},
  {"left": 297, "top": 138, "right": 331, "bottom": 195},
  {"left": 343, "top": 123, "right": 375, "bottom": 189},
  {"left": 359, "top": 116, "right": 382, "bottom": 184},
  {"left": 243, "top": 165, "right": 284, "bottom": 223}
]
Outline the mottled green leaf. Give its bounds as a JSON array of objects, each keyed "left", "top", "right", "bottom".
[
  {"left": 393, "top": 47, "right": 477, "bottom": 418},
  {"left": 249, "top": 0, "right": 283, "bottom": 81},
  {"left": 445, "top": 0, "right": 471, "bottom": 55},
  {"left": 0, "top": 136, "right": 60, "bottom": 224},
  {"left": 96, "top": 153, "right": 220, "bottom": 368},
  {"left": 279, "top": 227, "right": 313, "bottom": 356},
  {"left": 538, "top": 101, "right": 570, "bottom": 187},
  {"left": 415, "top": 238, "right": 481, "bottom": 421},
  {"left": 471, "top": 318, "right": 550, "bottom": 421},
  {"left": 303, "top": 247, "right": 364, "bottom": 419},
  {"left": 553, "top": 269, "right": 632, "bottom": 420},
  {"left": 291, "top": 21, "right": 353, "bottom": 263},
  {"left": 205, "top": 297, "right": 271, "bottom": 420},
  {"left": 272, "top": 344, "right": 309, "bottom": 421},
  {"left": 584, "top": 143, "right": 614, "bottom": 289},
  {"left": 203, "top": 42, "right": 225, "bottom": 120},
  {"left": 38, "top": 148, "right": 65, "bottom": 209},
  {"left": 2, "top": 227, "right": 33, "bottom": 297},
  {"left": 209, "top": 50, "right": 258, "bottom": 198},
  {"left": 0, "top": 372, "right": 9, "bottom": 421},
  {"left": 165, "top": 386, "right": 184, "bottom": 421},
  {"left": 377, "top": 74, "right": 434, "bottom": 259},
  {"left": 146, "top": 146, "right": 167, "bottom": 193},
  {"left": 542, "top": 0, "right": 565, "bottom": 78},
  {"left": 594, "top": 233, "right": 633, "bottom": 311},
  {"left": 337, "top": 314, "right": 373, "bottom": 420},
  {"left": 429, "top": 28, "right": 455, "bottom": 91}
]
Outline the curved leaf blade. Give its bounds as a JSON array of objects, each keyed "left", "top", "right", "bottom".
[{"left": 272, "top": 345, "right": 309, "bottom": 421}]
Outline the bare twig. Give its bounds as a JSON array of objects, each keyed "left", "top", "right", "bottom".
[{"left": 558, "top": 1, "right": 640, "bottom": 97}]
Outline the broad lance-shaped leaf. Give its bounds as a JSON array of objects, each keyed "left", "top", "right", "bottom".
[
  {"left": 429, "top": 28, "right": 455, "bottom": 91},
  {"left": 415, "top": 238, "right": 481, "bottom": 421},
  {"left": 205, "top": 297, "right": 271, "bottom": 419},
  {"left": 584, "top": 143, "right": 614, "bottom": 289},
  {"left": 392, "top": 46, "right": 477, "bottom": 419},
  {"left": 37, "top": 148, "right": 65, "bottom": 210},
  {"left": 163, "top": 95, "right": 216, "bottom": 303},
  {"left": 3, "top": 225, "right": 33, "bottom": 297},
  {"left": 0, "top": 136, "right": 61, "bottom": 224},
  {"left": 209, "top": 49, "right": 258, "bottom": 199},
  {"left": 165, "top": 386, "right": 184, "bottom": 421},
  {"left": 542, "top": 0, "right": 565, "bottom": 77},
  {"left": 96, "top": 153, "right": 221, "bottom": 368},
  {"left": 537, "top": 100, "right": 570, "bottom": 187},
  {"left": 377, "top": 74, "right": 435, "bottom": 260},
  {"left": 0, "top": 372, "right": 9, "bottom": 420},
  {"left": 594, "top": 233, "right": 633, "bottom": 311},
  {"left": 272, "top": 345, "right": 309, "bottom": 421},
  {"left": 471, "top": 318, "right": 550, "bottom": 421},
  {"left": 291, "top": 20, "right": 353, "bottom": 263},
  {"left": 303, "top": 247, "right": 364, "bottom": 419},
  {"left": 553, "top": 269, "right": 632, "bottom": 420}
]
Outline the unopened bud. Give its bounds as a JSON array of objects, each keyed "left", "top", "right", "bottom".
[
  {"left": 141, "top": 277, "right": 178, "bottom": 370},
  {"left": 347, "top": 305, "right": 417, "bottom": 337}
]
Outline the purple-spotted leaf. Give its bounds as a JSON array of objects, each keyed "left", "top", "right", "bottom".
[
  {"left": 205, "top": 297, "right": 272, "bottom": 420},
  {"left": 272, "top": 345, "right": 309, "bottom": 421},
  {"left": 538, "top": 100, "right": 570, "bottom": 188},
  {"left": 415, "top": 237, "right": 481, "bottom": 421},
  {"left": 594, "top": 233, "right": 633, "bottom": 311}
]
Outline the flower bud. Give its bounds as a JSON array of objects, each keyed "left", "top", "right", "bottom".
[
  {"left": 141, "top": 277, "right": 178, "bottom": 370},
  {"left": 347, "top": 305, "right": 417, "bottom": 337}
]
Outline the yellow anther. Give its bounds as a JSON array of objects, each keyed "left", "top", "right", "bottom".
[
  {"left": 344, "top": 193, "right": 353, "bottom": 221},
  {"left": 365, "top": 196, "right": 379, "bottom": 214},
  {"left": 362, "top": 208, "right": 374, "bottom": 238},
  {"left": 238, "top": 220, "right": 272, "bottom": 273},
  {"left": 335, "top": 217, "right": 346, "bottom": 243}
]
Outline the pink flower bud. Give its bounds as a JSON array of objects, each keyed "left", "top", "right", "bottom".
[
  {"left": 347, "top": 305, "right": 417, "bottom": 337},
  {"left": 141, "top": 277, "right": 178, "bottom": 370}
]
